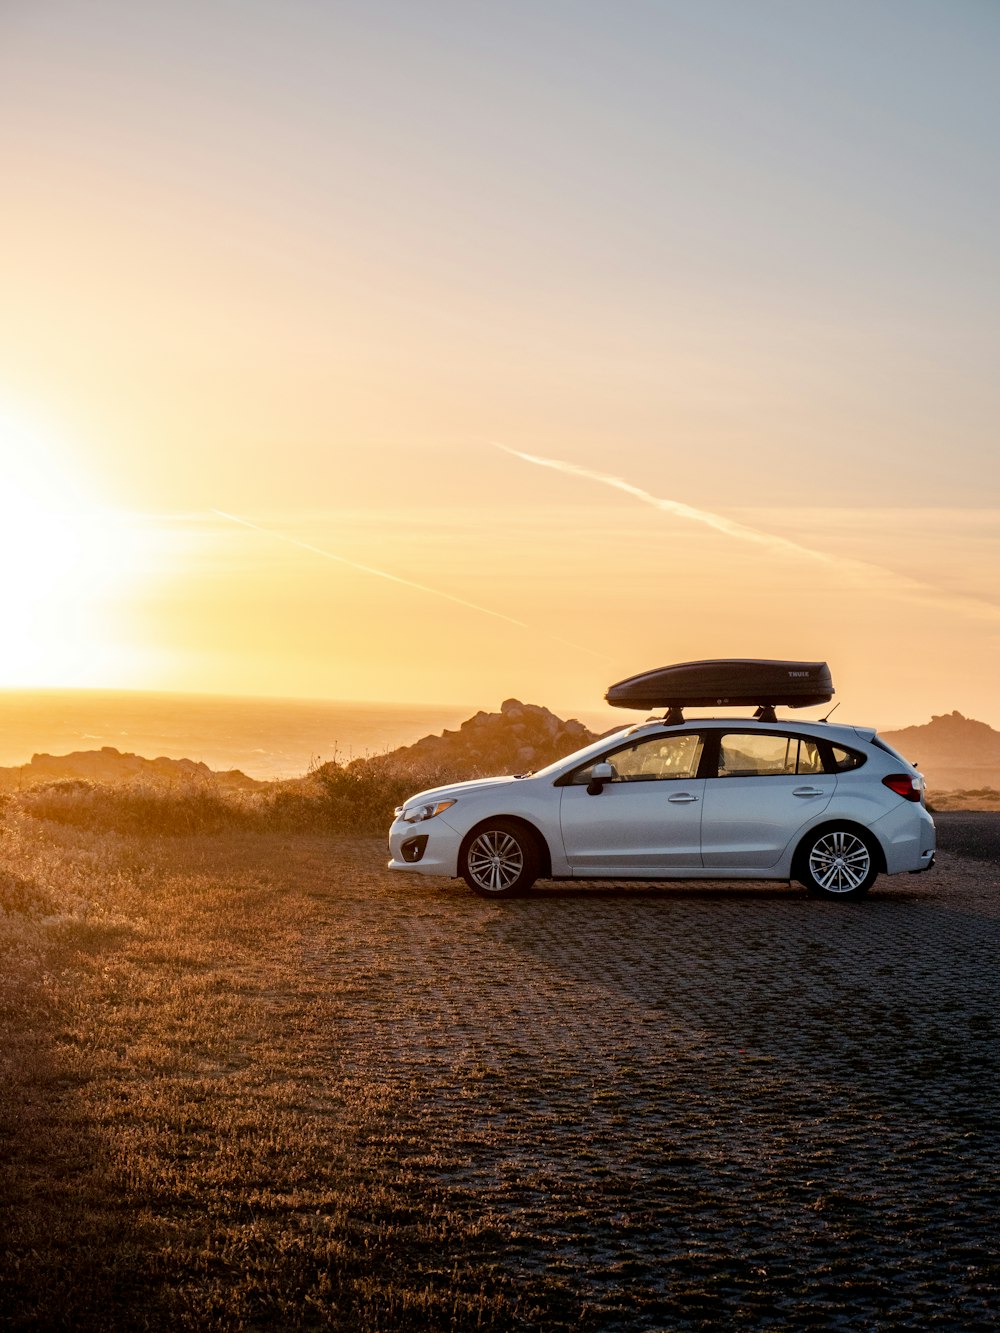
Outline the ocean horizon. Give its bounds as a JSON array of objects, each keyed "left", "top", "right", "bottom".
[{"left": 0, "top": 689, "right": 617, "bottom": 781}]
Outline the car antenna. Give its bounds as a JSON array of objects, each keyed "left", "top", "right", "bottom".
[{"left": 820, "top": 701, "right": 840, "bottom": 722}]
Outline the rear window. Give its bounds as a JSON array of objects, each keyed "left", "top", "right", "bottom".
[
  {"left": 716, "top": 733, "right": 826, "bottom": 778},
  {"left": 828, "top": 744, "right": 865, "bottom": 772}
]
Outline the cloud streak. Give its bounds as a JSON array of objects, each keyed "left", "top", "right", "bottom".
[
  {"left": 493, "top": 444, "right": 1000, "bottom": 625},
  {"left": 212, "top": 509, "right": 611, "bottom": 659},
  {"left": 494, "top": 444, "right": 836, "bottom": 564}
]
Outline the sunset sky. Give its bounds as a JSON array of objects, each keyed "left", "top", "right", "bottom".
[{"left": 1, "top": 1, "right": 998, "bottom": 727}]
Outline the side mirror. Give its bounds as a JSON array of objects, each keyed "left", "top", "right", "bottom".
[{"left": 586, "top": 761, "right": 615, "bottom": 796}]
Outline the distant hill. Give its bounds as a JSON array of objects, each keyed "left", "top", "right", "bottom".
[
  {"left": 377, "top": 703, "right": 1000, "bottom": 794},
  {"left": 368, "top": 704, "right": 1000, "bottom": 800},
  {"left": 0, "top": 703, "right": 597, "bottom": 795},
  {"left": 4, "top": 706, "right": 998, "bottom": 804},
  {"left": 0, "top": 746, "right": 262, "bottom": 792},
  {"left": 882, "top": 712, "right": 1000, "bottom": 793},
  {"left": 367, "top": 699, "right": 599, "bottom": 778}
]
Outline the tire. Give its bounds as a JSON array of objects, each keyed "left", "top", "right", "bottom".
[
  {"left": 461, "top": 820, "right": 539, "bottom": 898},
  {"left": 796, "top": 826, "right": 879, "bottom": 901}
]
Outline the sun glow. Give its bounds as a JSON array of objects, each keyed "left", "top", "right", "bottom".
[{"left": 0, "top": 400, "right": 151, "bottom": 686}]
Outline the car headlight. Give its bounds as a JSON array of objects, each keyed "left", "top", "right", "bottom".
[{"left": 395, "top": 799, "right": 457, "bottom": 824}]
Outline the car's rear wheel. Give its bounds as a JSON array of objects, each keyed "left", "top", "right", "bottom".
[
  {"left": 461, "top": 820, "right": 539, "bottom": 898},
  {"left": 796, "top": 826, "right": 879, "bottom": 900}
]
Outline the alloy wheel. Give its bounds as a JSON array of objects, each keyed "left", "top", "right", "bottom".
[
  {"left": 467, "top": 829, "right": 525, "bottom": 894},
  {"left": 807, "top": 830, "right": 872, "bottom": 894}
]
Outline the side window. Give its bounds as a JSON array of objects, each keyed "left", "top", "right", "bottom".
[
  {"left": 716, "top": 734, "right": 825, "bottom": 777},
  {"left": 571, "top": 732, "right": 705, "bottom": 784},
  {"left": 797, "top": 739, "right": 825, "bottom": 775},
  {"left": 829, "top": 745, "right": 865, "bottom": 772}
]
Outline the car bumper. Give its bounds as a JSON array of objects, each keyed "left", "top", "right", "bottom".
[
  {"left": 387, "top": 815, "right": 461, "bottom": 876},
  {"left": 871, "top": 803, "right": 936, "bottom": 875}
]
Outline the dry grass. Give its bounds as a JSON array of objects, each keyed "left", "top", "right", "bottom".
[
  {"left": 13, "top": 757, "right": 456, "bottom": 839},
  {"left": 0, "top": 809, "right": 560, "bottom": 1331},
  {"left": 928, "top": 788, "right": 1000, "bottom": 812}
]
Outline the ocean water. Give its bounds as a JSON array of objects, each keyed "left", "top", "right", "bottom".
[{"left": 0, "top": 690, "right": 479, "bottom": 780}]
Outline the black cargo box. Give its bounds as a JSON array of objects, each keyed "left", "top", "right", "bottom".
[{"left": 606, "top": 659, "right": 833, "bottom": 712}]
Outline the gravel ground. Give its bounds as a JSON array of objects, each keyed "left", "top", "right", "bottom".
[
  {"left": 935, "top": 810, "right": 1000, "bottom": 863},
  {"left": 300, "top": 826, "right": 1000, "bottom": 1331}
]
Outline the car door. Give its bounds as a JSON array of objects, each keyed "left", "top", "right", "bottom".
[
  {"left": 699, "top": 731, "right": 835, "bottom": 869},
  {"left": 558, "top": 731, "right": 705, "bottom": 872}
]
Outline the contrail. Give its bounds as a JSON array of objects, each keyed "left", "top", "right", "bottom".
[
  {"left": 494, "top": 444, "right": 835, "bottom": 564},
  {"left": 213, "top": 509, "right": 530, "bottom": 627},
  {"left": 493, "top": 444, "right": 1000, "bottom": 624},
  {"left": 212, "top": 509, "right": 612, "bottom": 659}
]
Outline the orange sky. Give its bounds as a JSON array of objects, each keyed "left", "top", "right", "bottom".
[{"left": 1, "top": 2, "right": 998, "bottom": 728}]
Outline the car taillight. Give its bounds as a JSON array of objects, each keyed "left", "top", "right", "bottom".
[{"left": 882, "top": 773, "right": 922, "bottom": 802}]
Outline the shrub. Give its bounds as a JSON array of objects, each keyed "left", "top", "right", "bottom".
[
  {"left": 20, "top": 780, "right": 254, "bottom": 837},
  {"left": 15, "top": 760, "right": 465, "bottom": 839}
]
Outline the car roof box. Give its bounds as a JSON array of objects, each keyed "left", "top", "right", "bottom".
[{"left": 606, "top": 659, "right": 833, "bottom": 721}]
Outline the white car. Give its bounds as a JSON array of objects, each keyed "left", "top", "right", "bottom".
[{"left": 388, "top": 716, "right": 936, "bottom": 901}]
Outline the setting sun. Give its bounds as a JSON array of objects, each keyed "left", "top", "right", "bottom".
[{"left": 0, "top": 401, "right": 151, "bottom": 685}]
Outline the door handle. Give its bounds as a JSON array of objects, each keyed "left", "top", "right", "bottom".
[
  {"left": 667, "top": 792, "right": 699, "bottom": 803},
  {"left": 793, "top": 787, "right": 825, "bottom": 797}
]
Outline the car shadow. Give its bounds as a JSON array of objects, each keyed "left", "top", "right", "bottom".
[
  {"left": 526, "top": 876, "right": 940, "bottom": 902},
  {"left": 484, "top": 865, "right": 999, "bottom": 1135},
  {"left": 531, "top": 878, "right": 829, "bottom": 901}
]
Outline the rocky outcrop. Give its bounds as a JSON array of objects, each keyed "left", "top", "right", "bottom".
[
  {"left": 374, "top": 703, "right": 1000, "bottom": 793},
  {"left": 375, "top": 699, "right": 598, "bottom": 778},
  {"left": 882, "top": 712, "right": 1000, "bottom": 793},
  {"left": 0, "top": 746, "right": 261, "bottom": 791},
  {"left": 5, "top": 707, "right": 997, "bottom": 799},
  {"left": 0, "top": 704, "right": 598, "bottom": 795}
]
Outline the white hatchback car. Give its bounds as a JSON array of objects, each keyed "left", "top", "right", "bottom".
[{"left": 388, "top": 717, "right": 936, "bottom": 901}]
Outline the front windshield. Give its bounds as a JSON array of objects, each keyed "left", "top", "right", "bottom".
[{"left": 528, "top": 724, "right": 655, "bottom": 780}]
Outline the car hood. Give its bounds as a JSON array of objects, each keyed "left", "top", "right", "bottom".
[{"left": 398, "top": 775, "right": 520, "bottom": 808}]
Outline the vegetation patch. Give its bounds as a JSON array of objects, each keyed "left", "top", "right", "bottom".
[
  {"left": 16, "top": 761, "right": 441, "bottom": 838},
  {"left": 0, "top": 816, "right": 568, "bottom": 1330}
]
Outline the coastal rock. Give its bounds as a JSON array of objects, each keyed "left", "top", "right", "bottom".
[
  {"left": 0, "top": 746, "right": 261, "bottom": 791},
  {"left": 883, "top": 712, "right": 1000, "bottom": 793},
  {"left": 6, "top": 704, "right": 998, "bottom": 804},
  {"left": 367, "top": 704, "right": 1000, "bottom": 795},
  {"left": 361, "top": 699, "right": 599, "bottom": 781}
]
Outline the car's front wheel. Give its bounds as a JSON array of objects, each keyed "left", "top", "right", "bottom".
[
  {"left": 460, "top": 820, "right": 539, "bottom": 898},
  {"left": 796, "top": 826, "right": 879, "bottom": 900}
]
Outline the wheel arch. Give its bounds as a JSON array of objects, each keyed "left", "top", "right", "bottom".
[
  {"left": 459, "top": 814, "right": 553, "bottom": 879},
  {"left": 792, "top": 818, "right": 887, "bottom": 879}
]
